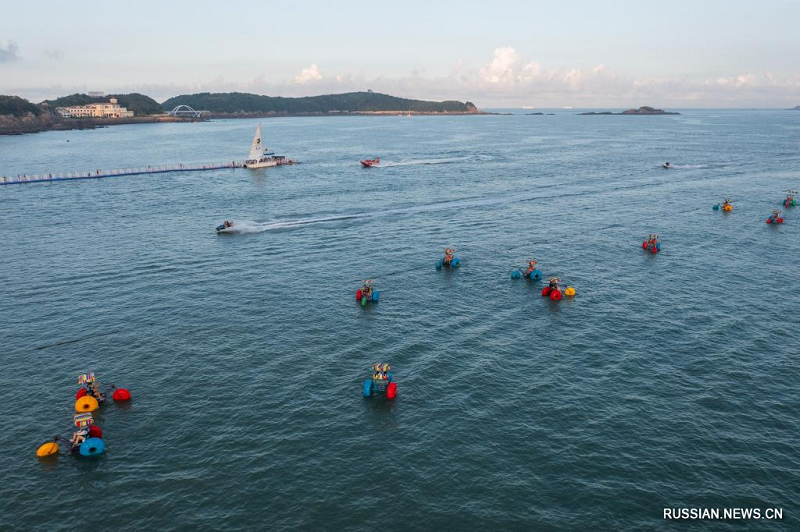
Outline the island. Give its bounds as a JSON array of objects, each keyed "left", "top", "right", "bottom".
[
  {"left": 579, "top": 106, "right": 680, "bottom": 115},
  {"left": 1, "top": 91, "right": 485, "bottom": 135},
  {"left": 160, "top": 91, "right": 482, "bottom": 117},
  {"left": 788, "top": 105, "right": 800, "bottom": 110}
]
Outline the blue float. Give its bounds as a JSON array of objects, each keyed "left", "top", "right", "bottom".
[
  {"left": 528, "top": 269, "right": 542, "bottom": 280},
  {"left": 372, "top": 290, "right": 379, "bottom": 301},
  {"left": 78, "top": 437, "right": 105, "bottom": 457},
  {"left": 510, "top": 270, "right": 522, "bottom": 279},
  {"left": 437, "top": 255, "right": 460, "bottom": 269},
  {"left": 362, "top": 379, "right": 373, "bottom": 397},
  {"left": 712, "top": 204, "right": 719, "bottom": 211}
]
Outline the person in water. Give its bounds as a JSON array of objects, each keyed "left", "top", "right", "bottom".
[
  {"left": 443, "top": 248, "right": 455, "bottom": 265},
  {"left": 526, "top": 260, "right": 538, "bottom": 274},
  {"left": 69, "top": 427, "right": 89, "bottom": 449}
]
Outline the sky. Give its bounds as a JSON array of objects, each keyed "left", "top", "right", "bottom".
[{"left": 1, "top": 0, "right": 799, "bottom": 108}]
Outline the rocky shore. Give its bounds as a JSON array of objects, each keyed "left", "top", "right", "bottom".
[{"left": 0, "top": 113, "right": 204, "bottom": 135}]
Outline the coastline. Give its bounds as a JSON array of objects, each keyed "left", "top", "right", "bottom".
[{"left": 0, "top": 110, "right": 489, "bottom": 136}]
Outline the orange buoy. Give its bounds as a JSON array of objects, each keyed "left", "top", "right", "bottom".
[{"left": 75, "top": 395, "right": 99, "bottom": 413}]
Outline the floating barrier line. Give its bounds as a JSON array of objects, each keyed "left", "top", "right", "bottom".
[{"left": 0, "top": 162, "right": 243, "bottom": 186}]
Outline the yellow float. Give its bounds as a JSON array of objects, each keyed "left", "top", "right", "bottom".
[
  {"left": 36, "top": 440, "right": 59, "bottom": 458},
  {"left": 75, "top": 395, "right": 99, "bottom": 413},
  {"left": 564, "top": 287, "right": 576, "bottom": 297},
  {"left": 723, "top": 204, "right": 733, "bottom": 211}
]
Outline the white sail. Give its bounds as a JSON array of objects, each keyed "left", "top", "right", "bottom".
[{"left": 248, "top": 124, "right": 264, "bottom": 160}]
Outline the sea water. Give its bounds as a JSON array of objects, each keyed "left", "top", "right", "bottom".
[{"left": 1, "top": 111, "right": 798, "bottom": 530}]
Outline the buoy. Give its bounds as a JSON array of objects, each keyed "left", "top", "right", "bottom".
[
  {"left": 724, "top": 204, "right": 733, "bottom": 211},
  {"left": 510, "top": 270, "right": 522, "bottom": 279},
  {"left": 37, "top": 441, "right": 59, "bottom": 458},
  {"left": 78, "top": 437, "right": 105, "bottom": 457},
  {"left": 541, "top": 286, "right": 551, "bottom": 297},
  {"left": 435, "top": 259, "right": 443, "bottom": 270},
  {"left": 356, "top": 289, "right": 362, "bottom": 301},
  {"left": 564, "top": 287, "right": 576, "bottom": 297},
  {"left": 550, "top": 289, "right": 563, "bottom": 301},
  {"left": 75, "top": 396, "right": 99, "bottom": 413},
  {"left": 112, "top": 388, "right": 132, "bottom": 401},
  {"left": 362, "top": 379, "right": 372, "bottom": 397},
  {"left": 75, "top": 388, "right": 87, "bottom": 399},
  {"left": 530, "top": 269, "right": 542, "bottom": 281},
  {"left": 372, "top": 290, "right": 379, "bottom": 301},
  {"left": 712, "top": 204, "right": 719, "bottom": 211},
  {"left": 88, "top": 425, "right": 103, "bottom": 438},
  {"left": 386, "top": 382, "right": 397, "bottom": 399}
]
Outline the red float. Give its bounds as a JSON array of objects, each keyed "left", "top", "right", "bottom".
[
  {"left": 550, "top": 290, "right": 563, "bottom": 301},
  {"left": 88, "top": 425, "right": 103, "bottom": 438},
  {"left": 642, "top": 241, "right": 647, "bottom": 249},
  {"left": 650, "top": 247, "right": 658, "bottom": 254},
  {"left": 112, "top": 388, "right": 132, "bottom": 401},
  {"left": 778, "top": 218, "right": 784, "bottom": 223},
  {"left": 75, "top": 388, "right": 87, "bottom": 399},
  {"left": 766, "top": 218, "right": 772, "bottom": 224},
  {"left": 541, "top": 286, "right": 551, "bottom": 297},
  {"left": 356, "top": 289, "right": 362, "bottom": 301},
  {"left": 386, "top": 382, "right": 397, "bottom": 399}
]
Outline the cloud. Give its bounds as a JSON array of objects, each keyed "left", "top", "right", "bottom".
[
  {"left": 293, "top": 64, "right": 323, "bottom": 84},
  {"left": 6, "top": 46, "right": 800, "bottom": 107},
  {"left": 0, "top": 41, "right": 20, "bottom": 63},
  {"left": 43, "top": 49, "right": 64, "bottom": 61},
  {"left": 478, "top": 47, "right": 519, "bottom": 84}
]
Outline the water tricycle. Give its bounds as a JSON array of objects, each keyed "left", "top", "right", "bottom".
[
  {"left": 766, "top": 210, "right": 784, "bottom": 225},
  {"left": 541, "top": 277, "right": 576, "bottom": 300},
  {"left": 216, "top": 220, "right": 235, "bottom": 233},
  {"left": 713, "top": 199, "right": 733, "bottom": 212},
  {"left": 74, "top": 372, "right": 132, "bottom": 413},
  {"left": 642, "top": 234, "right": 661, "bottom": 253},
  {"left": 511, "top": 260, "right": 542, "bottom": 280},
  {"left": 362, "top": 363, "right": 397, "bottom": 399},
  {"left": 436, "top": 248, "right": 461, "bottom": 270},
  {"left": 360, "top": 157, "right": 380, "bottom": 168},
  {"left": 36, "top": 412, "right": 106, "bottom": 459},
  {"left": 356, "top": 279, "right": 379, "bottom": 306},
  {"left": 782, "top": 190, "right": 797, "bottom": 208}
]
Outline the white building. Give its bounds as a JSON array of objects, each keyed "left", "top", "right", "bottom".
[{"left": 57, "top": 98, "right": 134, "bottom": 118}]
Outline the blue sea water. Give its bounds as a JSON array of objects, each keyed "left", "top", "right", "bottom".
[{"left": 1, "top": 110, "right": 799, "bottom": 530}]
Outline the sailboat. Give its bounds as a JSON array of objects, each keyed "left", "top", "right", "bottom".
[{"left": 243, "top": 124, "right": 278, "bottom": 168}]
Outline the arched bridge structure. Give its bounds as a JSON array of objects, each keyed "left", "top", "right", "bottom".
[{"left": 167, "top": 105, "right": 204, "bottom": 118}]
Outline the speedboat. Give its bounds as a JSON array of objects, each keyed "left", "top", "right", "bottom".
[{"left": 360, "top": 157, "right": 380, "bottom": 168}]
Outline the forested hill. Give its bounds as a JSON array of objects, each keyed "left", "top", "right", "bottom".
[
  {"left": 0, "top": 95, "right": 43, "bottom": 116},
  {"left": 161, "top": 91, "right": 479, "bottom": 114},
  {"left": 41, "top": 93, "right": 163, "bottom": 116}
]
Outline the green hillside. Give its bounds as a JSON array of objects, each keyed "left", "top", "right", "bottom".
[
  {"left": 42, "top": 93, "right": 163, "bottom": 116},
  {"left": 161, "top": 91, "right": 477, "bottom": 114}
]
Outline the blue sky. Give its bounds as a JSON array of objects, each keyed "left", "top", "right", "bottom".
[{"left": 1, "top": 0, "right": 799, "bottom": 107}]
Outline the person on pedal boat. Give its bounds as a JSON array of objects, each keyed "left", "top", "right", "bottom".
[
  {"left": 443, "top": 248, "right": 455, "bottom": 266},
  {"left": 526, "top": 260, "right": 538, "bottom": 274}
]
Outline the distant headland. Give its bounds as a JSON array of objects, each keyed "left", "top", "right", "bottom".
[
  {"left": 0, "top": 91, "right": 483, "bottom": 135},
  {"left": 788, "top": 105, "right": 800, "bottom": 110},
  {"left": 579, "top": 106, "right": 680, "bottom": 115}
]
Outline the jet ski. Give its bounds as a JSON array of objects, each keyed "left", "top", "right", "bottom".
[
  {"left": 360, "top": 157, "right": 380, "bottom": 168},
  {"left": 216, "top": 221, "right": 236, "bottom": 233},
  {"left": 662, "top": 162, "right": 672, "bottom": 169}
]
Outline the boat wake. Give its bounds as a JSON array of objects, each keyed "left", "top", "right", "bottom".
[{"left": 380, "top": 157, "right": 466, "bottom": 167}]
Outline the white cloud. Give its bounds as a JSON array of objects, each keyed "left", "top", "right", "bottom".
[
  {"left": 293, "top": 64, "right": 323, "bottom": 84},
  {"left": 478, "top": 47, "right": 519, "bottom": 84}
]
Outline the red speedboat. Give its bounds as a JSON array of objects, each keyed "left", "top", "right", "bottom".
[{"left": 360, "top": 157, "right": 380, "bottom": 168}]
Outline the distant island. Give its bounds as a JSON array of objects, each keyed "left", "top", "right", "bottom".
[
  {"left": 0, "top": 91, "right": 483, "bottom": 135},
  {"left": 160, "top": 91, "right": 480, "bottom": 117},
  {"left": 788, "top": 105, "right": 800, "bottom": 110},
  {"left": 525, "top": 112, "right": 555, "bottom": 115},
  {"left": 579, "top": 106, "right": 680, "bottom": 115}
]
